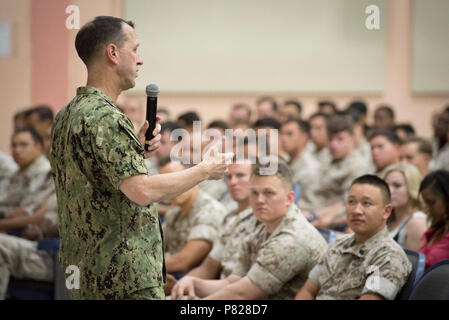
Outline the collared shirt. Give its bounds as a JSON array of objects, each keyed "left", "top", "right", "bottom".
[
  {"left": 209, "top": 207, "right": 259, "bottom": 278},
  {"left": 163, "top": 191, "right": 227, "bottom": 256},
  {"left": 312, "top": 151, "right": 371, "bottom": 208},
  {"left": 309, "top": 226, "right": 411, "bottom": 300},
  {"left": 50, "top": 86, "right": 165, "bottom": 300},
  {"left": 309, "top": 144, "right": 332, "bottom": 168},
  {"left": 235, "top": 204, "right": 327, "bottom": 300},
  {"left": 0, "top": 154, "right": 52, "bottom": 215}
]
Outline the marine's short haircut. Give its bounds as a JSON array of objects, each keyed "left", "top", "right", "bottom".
[
  {"left": 161, "top": 121, "right": 181, "bottom": 134},
  {"left": 232, "top": 103, "right": 252, "bottom": 118},
  {"left": 368, "top": 129, "right": 400, "bottom": 144},
  {"left": 254, "top": 117, "right": 281, "bottom": 130},
  {"left": 327, "top": 114, "right": 354, "bottom": 136},
  {"left": 282, "top": 118, "right": 310, "bottom": 134},
  {"left": 375, "top": 105, "right": 395, "bottom": 120},
  {"left": 177, "top": 111, "right": 201, "bottom": 128},
  {"left": 207, "top": 120, "right": 229, "bottom": 131},
  {"left": 25, "top": 105, "right": 54, "bottom": 123},
  {"left": 318, "top": 100, "right": 338, "bottom": 113},
  {"left": 283, "top": 100, "right": 302, "bottom": 114},
  {"left": 75, "top": 16, "right": 135, "bottom": 66},
  {"left": 400, "top": 136, "right": 432, "bottom": 156},
  {"left": 347, "top": 101, "right": 368, "bottom": 115},
  {"left": 251, "top": 156, "right": 293, "bottom": 190},
  {"left": 256, "top": 96, "right": 278, "bottom": 111},
  {"left": 309, "top": 112, "right": 329, "bottom": 122},
  {"left": 350, "top": 174, "right": 391, "bottom": 204},
  {"left": 13, "top": 127, "right": 43, "bottom": 146}
]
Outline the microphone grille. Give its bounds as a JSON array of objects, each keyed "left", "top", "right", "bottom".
[{"left": 146, "top": 83, "right": 160, "bottom": 97}]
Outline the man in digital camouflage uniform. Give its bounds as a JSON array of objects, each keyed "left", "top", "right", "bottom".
[
  {"left": 295, "top": 175, "right": 411, "bottom": 300},
  {"left": 50, "top": 16, "right": 230, "bottom": 300}
]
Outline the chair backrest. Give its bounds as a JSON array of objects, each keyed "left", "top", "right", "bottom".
[
  {"left": 316, "top": 227, "right": 336, "bottom": 244},
  {"left": 395, "top": 249, "right": 426, "bottom": 300},
  {"left": 409, "top": 260, "right": 449, "bottom": 300}
]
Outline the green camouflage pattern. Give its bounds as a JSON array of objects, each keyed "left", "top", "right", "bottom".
[{"left": 50, "top": 86, "right": 165, "bottom": 300}]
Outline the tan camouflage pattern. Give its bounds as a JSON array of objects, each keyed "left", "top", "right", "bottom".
[
  {"left": 0, "top": 233, "right": 53, "bottom": 299},
  {"left": 163, "top": 191, "right": 227, "bottom": 256},
  {"left": 430, "top": 142, "right": 449, "bottom": 171},
  {"left": 198, "top": 179, "right": 228, "bottom": 201},
  {"left": 0, "top": 152, "right": 17, "bottom": 196},
  {"left": 288, "top": 150, "right": 321, "bottom": 209},
  {"left": 309, "top": 144, "right": 332, "bottom": 168},
  {"left": 236, "top": 204, "right": 327, "bottom": 299},
  {"left": 309, "top": 226, "right": 412, "bottom": 300},
  {"left": 50, "top": 86, "right": 165, "bottom": 300},
  {"left": 209, "top": 207, "right": 259, "bottom": 278},
  {"left": 0, "top": 155, "right": 52, "bottom": 215},
  {"left": 312, "top": 151, "right": 371, "bottom": 208}
]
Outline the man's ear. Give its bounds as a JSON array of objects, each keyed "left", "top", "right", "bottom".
[
  {"left": 383, "top": 203, "right": 393, "bottom": 221},
  {"left": 287, "top": 190, "right": 295, "bottom": 206},
  {"left": 106, "top": 43, "right": 119, "bottom": 64}
]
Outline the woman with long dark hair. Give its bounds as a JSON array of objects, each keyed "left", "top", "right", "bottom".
[{"left": 419, "top": 170, "right": 449, "bottom": 269}]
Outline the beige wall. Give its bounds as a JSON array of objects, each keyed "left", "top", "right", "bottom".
[
  {"left": 0, "top": 0, "right": 31, "bottom": 154},
  {"left": 0, "top": 0, "right": 448, "bottom": 155}
]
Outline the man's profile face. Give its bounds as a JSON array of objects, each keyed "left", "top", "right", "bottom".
[
  {"left": 399, "top": 142, "right": 429, "bottom": 176},
  {"left": 346, "top": 183, "right": 391, "bottom": 239},
  {"left": 249, "top": 175, "right": 293, "bottom": 225},
  {"left": 225, "top": 162, "right": 252, "bottom": 202},
  {"left": 116, "top": 23, "right": 143, "bottom": 90},
  {"left": 370, "top": 135, "right": 399, "bottom": 171},
  {"left": 329, "top": 131, "right": 354, "bottom": 160},
  {"left": 309, "top": 116, "right": 328, "bottom": 149},
  {"left": 11, "top": 132, "right": 42, "bottom": 169},
  {"left": 280, "top": 122, "right": 306, "bottom": 155}
]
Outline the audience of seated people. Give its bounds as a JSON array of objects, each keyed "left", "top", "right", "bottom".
[
  {"left": 173, "top": 157, "right": 327, "bottom": 300},
  {"left": 2, "top": 96, "right": 449, "bottom": 300},
  {"left": 280, "top": 119, "right": 320, "bottom": 209},
  {"left": 0, "top": 106, "right": 58, "bottom": 300},
  {"left": 168, "top": 159, "right": 257, "bottom": 297},
  {"left": 159, "top": 158, "right": 227, "bottom": 275},
  {"left": 303, "top": 114, "right": 371, "bottom": 228}
]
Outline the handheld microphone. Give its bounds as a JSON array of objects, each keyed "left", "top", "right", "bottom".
[{"left": 145, "top": 83, "right": 160, "bottom": 151}]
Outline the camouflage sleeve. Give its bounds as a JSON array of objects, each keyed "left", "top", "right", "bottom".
[
  {"left": 361, "top": 248, "right": 412, "bottom": 300},
  {"left": 91, "top": 112, "right": 148, "bottom": 190},
  {"left": 246, "top": 234, "right": 311, "bottom": 295},
  {"left": 307, "top": 250, "right": 329, "bottom": 288},
  {"left": 208, "top": 236, "right": 225, "bottom": 262},
  {"left": 187, "top": 200, "right": 225, "bottom": 244}
]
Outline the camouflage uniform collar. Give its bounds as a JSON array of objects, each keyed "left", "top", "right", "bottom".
[
  {"left": 76, "top": 86, "right": 116, "bottom": 107},
  {"left": 267, "top": 203, "right": 300, "bottom": 237},
  {"left": 341, "top": 226, "right": 389, "bottom": 258}
]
